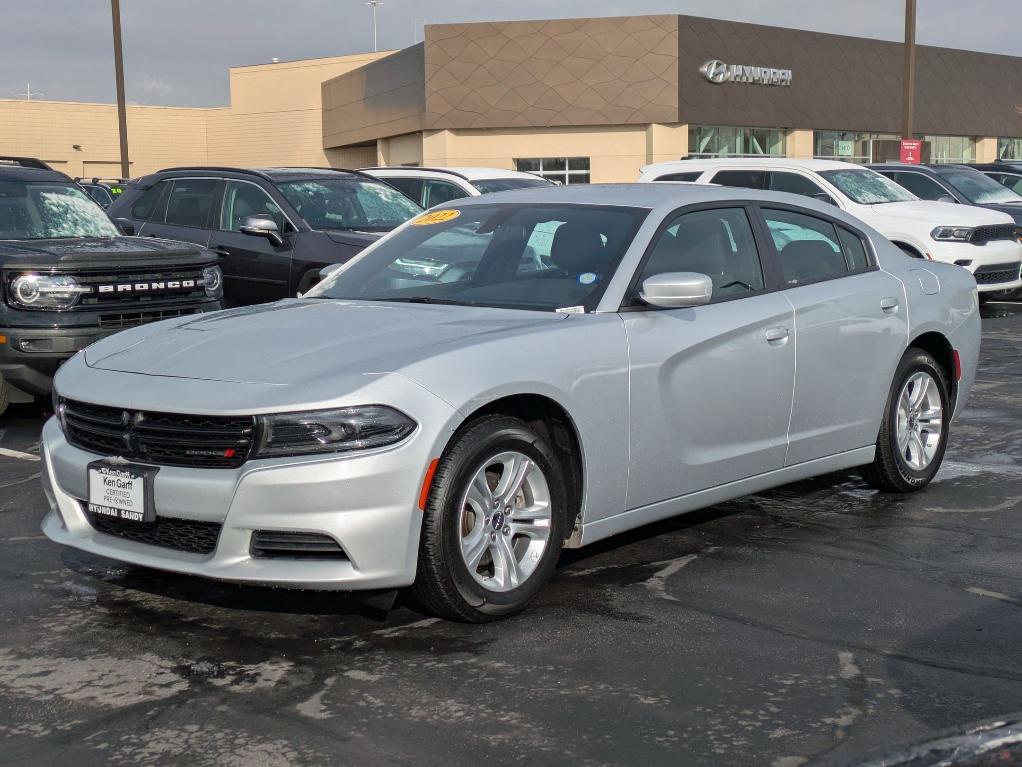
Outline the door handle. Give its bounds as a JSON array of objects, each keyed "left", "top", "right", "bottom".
[
  {"left": 880, "top": 297, "right": 900, "bottom": 313},
  {"left": 764, "top": 326, "right": 790, "bottom": 343}
]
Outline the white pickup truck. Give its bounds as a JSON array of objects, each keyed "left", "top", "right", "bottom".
[{"left": 639, "top": 158, "right": 1022, "bottom": 294}]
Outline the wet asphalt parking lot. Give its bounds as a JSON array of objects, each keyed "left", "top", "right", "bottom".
[{"left": 2, "top": 303, "right": 1022, "bottom": 767}]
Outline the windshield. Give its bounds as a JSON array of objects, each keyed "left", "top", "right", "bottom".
[
  {"left": 472, "top": 177, "right": 554, "bottom": 195},
  {"left": 306, "top": 204, "right": 648, "bottom": 312},
  {"left": 0, "top": 181, "right": 120, "bottom": 240},
  {"left": 819, "top": 169, "right": 917, "bottom": 204},
  {"left": 277, "top": 177, "right": 422, "bottom": 232},
  {"left": 939, "top": 169, "right": 1022, "bottom": 205}
]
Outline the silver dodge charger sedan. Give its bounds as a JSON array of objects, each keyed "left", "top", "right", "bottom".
[{"left": 41, "top": 184, "right": 980, "bottom": 622}]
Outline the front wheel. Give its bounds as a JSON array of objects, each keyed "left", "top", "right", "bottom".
[
  {"left": 861, "top": 348, "right": 950, "bottom": 493},
  {"left": 410, "top": 415, "right": 569, "bottom": 622}
]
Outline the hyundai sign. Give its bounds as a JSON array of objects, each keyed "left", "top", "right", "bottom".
[{"left": 700, "top": 59, "right": 792, "bottom": 87}]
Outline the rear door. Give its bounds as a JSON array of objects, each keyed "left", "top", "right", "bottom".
[
  {"left": 621, "top": 204, "right": 795, "bottom": 512},
  {"left": 138, "top": 177, "right": 218, "bottom": 247},
  {"left": 208, "top": 179, "right": 293, "bottom": 307},
  {"left": 756, "top": 205, "right": 908, "bottom": 465}
]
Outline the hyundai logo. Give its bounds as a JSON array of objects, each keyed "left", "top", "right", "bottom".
[{"left": 699, "top": 59, "right": 792, "bottom": 86}]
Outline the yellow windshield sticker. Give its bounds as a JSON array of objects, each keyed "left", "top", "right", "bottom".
[{"left": 412, "top": 209, "right": 461, "bottom": 226}]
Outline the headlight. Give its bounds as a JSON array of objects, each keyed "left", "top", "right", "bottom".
[
  {"left": 52, "top": 392, "right": 66, "bottom": 431},
  {"left": 253, "top": 405, "right": 416, "bottom": 458},
  {"left": 202, "top": 265, "right": 223, "bottom": 298},
  {"left": 8, "top": 274, "right": 90, "bottom": 309},
  {"left": 931, "top": 226, "right": 973, "bottom": 242}
]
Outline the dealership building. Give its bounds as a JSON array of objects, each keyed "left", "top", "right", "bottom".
[{"left": 3, "top": 14, "right": 1021, "bottom": 182}]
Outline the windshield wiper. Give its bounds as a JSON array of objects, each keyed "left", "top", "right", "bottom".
[{"left": 380, "top": 296, "right": 465, "bottom": 305}]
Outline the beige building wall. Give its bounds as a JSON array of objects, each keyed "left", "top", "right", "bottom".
[
  {"left": 786, "top": 129, "right": 815, "bottom": 159},
  {"left": 418, "top": 124, "right": 688, "bottom": 183},
  {"left": 0, "top": 99, "right": 208, "bottom": 177},
  {"left": 377, "top": 133, "right": 423, "bottom": 166},
  {"left": 975, "top": 136, "right": 998, "bottom": 163}
]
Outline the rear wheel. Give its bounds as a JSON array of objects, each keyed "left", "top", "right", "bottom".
[
  {"left": 861, "top": 348, "right": 949, "bottom": 493},
  {"left": 411, "top": 415, "right": 568, "bottom": 622}
]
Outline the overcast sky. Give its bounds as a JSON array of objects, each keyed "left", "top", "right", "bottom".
[{"left": 2, "top": 0, "right": 1017, "bottom": 107}]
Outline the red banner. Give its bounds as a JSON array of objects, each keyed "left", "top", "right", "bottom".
[{"left": 899, "top": 140, "right": 923, "bottom": 164}]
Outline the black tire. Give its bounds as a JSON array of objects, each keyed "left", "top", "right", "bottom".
[
  {"left": 0, "top": 374, "right": 9, "bottom": 419},
  {"left": 410, "top": 415, "right": 569, "bottom": 622},
  {"left": 861, "top": 348, "right": 950, "bottom": 493}
]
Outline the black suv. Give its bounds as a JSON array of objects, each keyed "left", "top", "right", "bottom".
[
  {"left": 107, "top": 167, "right": 423, "bottom": 306},
  {"left": 967, "top": 161, "right": 1022, "bottom": 198},
  {"left": 867, "top": 163, "right": 1022, "bottom": 227},
  {"left": 0, "top": 157, "right": 223, "bottom": 416}
]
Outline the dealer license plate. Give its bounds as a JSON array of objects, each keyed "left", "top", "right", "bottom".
[{"left": 87, "top": 461, "right": 158, "bottom": 523}]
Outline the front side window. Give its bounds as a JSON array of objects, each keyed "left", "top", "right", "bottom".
[
  {"left": 382, "top": 177, "right": 424, "bottom": 205},
  {"left": 0, "top": 181, "right": 120, "bottom": 240},
  {"left": 988, "top": 173, "right": 1022, "bottom": 196},
  {"left": 220, "top": 181, "right": 285, "bottom": 232},
  {"left": 307, "top": 204, "right": 647, "bottom": 312},
  {"left": 277, "top": 177, "right": 421, "bottom": 232},
  {"left": 514, "top": 158, "right": 589, "bottom": 185},
  {"left": 640, "top": 208, "right": 764, "bottom": 301},
  {"left": 82, "top": 184, "right": 113, "bottom": 206},
  {"left": 764, "top": 209, "right": 850, "bottom": 286},
  {"left": 163, "top": 178, "right": 218, "bottom": 228},
  {"left": 882, "top": 171, "right": 952, "bottom": 201},
  {"left": 130, "top": 181, "right": 168, "bottom": 220},
  {"left": 938, "top": 169, "right": 1022, "bottom": 205},
  {"left": 819, "top": 169, "right": 916, "bottom": 204},
  {"left": 422, "top": 179, "right": 467, "bottom": 208}
]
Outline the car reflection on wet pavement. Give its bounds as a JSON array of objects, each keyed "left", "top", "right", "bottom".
[{"left": 1, "top": 301, "right": 1021, "bottom": 767}]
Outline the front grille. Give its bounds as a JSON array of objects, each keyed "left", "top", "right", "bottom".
[
  {"left": 974, "top": 263, "right": 1022, "bottom": 285},
  {"left": 63, "top": 399, "right": 255, "bottom": 468},
  {"left": 59, "top": 265, "right": 208, "bottom": 310},
  {"left": 969, "top": 225, "right": 1018, "bottom": 245},
  {"left": 251, "top": 531, "right": 349, "bottom": 560},
  {"left": 98, "top": 307, "right": 199, "bottom": 329},
  {"left": 87, "top": 511, "right": 221, "bottom": 554}
]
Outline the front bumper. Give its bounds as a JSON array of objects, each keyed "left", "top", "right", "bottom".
[
  {"left": 40, "top": 415, "right": 441, "bottom": 591},
  {"left": 927, "top": 240, "right": 1022, "bottom": 293}
]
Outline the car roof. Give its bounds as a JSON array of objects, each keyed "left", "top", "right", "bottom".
[
  {"left": 642, "top": 157, "right": 860, "bottom": 174},
  {"left": 362, "top": 166, "right": 544, "bottom": 182},
  {"left": 0, "top": 165, "right": 73, "bottom": 183},
  {"left": 150, "top": 166, "right": 369, "bottom": 184},
  {"left": 867, "top": 163, "right": 982, "bottom": 176},
  {"left": 444, "top": 182, "right": 831, "bottom": 211}
]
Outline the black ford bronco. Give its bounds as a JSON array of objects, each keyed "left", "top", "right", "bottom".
[{"left": 0, "top": 157, "right": 224, "bottom": 416}]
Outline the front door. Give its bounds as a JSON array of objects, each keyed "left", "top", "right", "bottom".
[
  {"left": 622, "top": 206, "right": 796, "bottom": 512},
  {"left": 209, "top": 180, "right": 293, "bottom": 307},
  {"left": 757, "top": 206, "right": 908, "bottom": 465}
]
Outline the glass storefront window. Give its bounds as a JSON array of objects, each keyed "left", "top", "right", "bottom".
[
  {"left": 813, "top": 131, "right": 899, "bottom": 163},
  {"left": 920, "top": 135, "right": 976, "bottom": 163},
  {"left": 688, "top": 126, "right": 785, "bottom": 158},
  {"left": 998, "top": 138, "right": 1022, "bottom": 160},
  {"left": 514, "top": 157, "right": 590, "bottom": 185}
]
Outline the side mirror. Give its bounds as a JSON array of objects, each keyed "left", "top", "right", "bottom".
[
  {"left": 114, "top": 217, "right": 135, "bottom": 236},
  {"left": 813, "top": 192, "right": 837, "bottom": 206},
  {"left": 319, "top": 263, "right": 344, "bottom": 281},
  {"left": 240, "top": 215, "right": 284, "bottom": 247},
  {"left": 937, "top": 194, "right": 958, "bottom": 204},
  {"left": 639, "top": 272, "right": 713, "bottom": 308}
]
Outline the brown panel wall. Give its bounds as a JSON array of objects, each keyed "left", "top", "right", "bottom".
[
  {"left": 322, "top": 44, "right": 426, "bottom": 148},
  {"left": 423, "top": 16, "right": 680, "bottom": 130},
  {"left": 676, "top": 15, "right": 1022, "bottom": 136}
]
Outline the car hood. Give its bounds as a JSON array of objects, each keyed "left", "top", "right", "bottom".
[
  {"left": 84, "top": 299, "right": 566, "bottom": 386},
  {"left": 974, "top": 202, "right": 1022, "bottom": 226},
  {"left": 0, "top": 236, "right": 211, "bottom": 268},
  {"left": 867, "top": 200, "right": 1014, "bottom": 226}
]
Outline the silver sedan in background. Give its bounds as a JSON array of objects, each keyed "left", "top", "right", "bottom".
[{"left": 41, "top": 184, "right": 980, "bottom": 622}]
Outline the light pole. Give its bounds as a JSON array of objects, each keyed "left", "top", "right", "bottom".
[
  {"left": 901, "top": 0, "right": 917, "bottom": 141},
  {"left": 15, "top": 83, "right": 44, "bottom": 100},
  {"left": 111, "top": 0, "right": 130, "bottom": 179},
  {"left": 366, "top": 0, "right": 383, "bottom": 52}
]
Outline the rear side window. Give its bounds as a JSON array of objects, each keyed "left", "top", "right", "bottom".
[
  {"left": 384, "top": 177, "right": 424, "bottom": 205},
  {"left": 653, "top": 171, "right": 703, "bottom": 182},
  {"left": 163, "top": 179, "right": 217, "bottom": 228},
  {"left": 641, "top": 207, "right": 764, "bottom": 301},
  {"left": 763, "top": 209, "right": 848, "bottom": 287},
  {"left": 422, "top": 179, "right": 466, "bottom": 208},
  {"left": 711, "top": 169, "right": 766, "bottom": 189},
  {"left": 837, "top": 227, "right": 870, "bottom": 271},
  {"left": 130, "top": 180, "right": 169, "bottom": 220}
]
